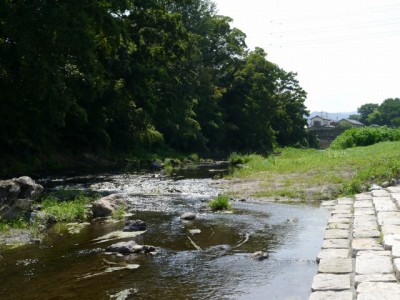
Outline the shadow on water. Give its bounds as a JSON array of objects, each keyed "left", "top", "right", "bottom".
[{"left": 0, "top": 171, "right": 329, "bottom": 300}]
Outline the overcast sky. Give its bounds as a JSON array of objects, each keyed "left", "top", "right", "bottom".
[{"left": 214, "top": 0, "right": 400, "bottom": 113}]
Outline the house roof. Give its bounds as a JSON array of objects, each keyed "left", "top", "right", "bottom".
[
  {"left": 340, "top": 119, "right": 364, "bottom": 126},
  {"left": 310, "top": 115, "right": 333, "bottom": 121}
]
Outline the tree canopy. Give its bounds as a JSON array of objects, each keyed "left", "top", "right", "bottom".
[
  {"left": 356, "top": 99, "right": 400, "bottom": 127},
  {"left": 0, "top": 0, "right": 310, "bottom": 168}
]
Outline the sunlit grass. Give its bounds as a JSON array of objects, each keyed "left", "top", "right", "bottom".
[
  {"left": 228, "top": 141, "right": 400, "bottom": 200},
  {"left": 209, "top": 195, "right": 232, "bottom": 211},
  {"left": 40, "top": 194, "right": 94, "bottom": 222},
  {"left": 0, "top": 217, "right": 28, "bottom": 233}
]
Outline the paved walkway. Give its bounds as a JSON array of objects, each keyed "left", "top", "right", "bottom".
[{"left": 309, "top": 186, "right": 400, "bottom": 300}]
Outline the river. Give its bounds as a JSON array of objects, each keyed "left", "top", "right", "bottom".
[{"left": 0, "top": 168, "right": 329, "bottom": 299}]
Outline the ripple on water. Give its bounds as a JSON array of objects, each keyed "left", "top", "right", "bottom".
[{"left": 0, "top": 173, "right": 329, "bottom": 300}]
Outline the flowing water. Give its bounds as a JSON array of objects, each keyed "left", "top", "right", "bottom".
[{"left": 0, "top": 168, "right": 329, "bottom": 300}]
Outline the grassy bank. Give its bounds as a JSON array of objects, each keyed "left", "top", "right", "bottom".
[
  {"left": 227, "top": 141, "right": 400, "bottom": 201},
  {"left": 0, "top": 191, "right": 98, "bottom": 237}
]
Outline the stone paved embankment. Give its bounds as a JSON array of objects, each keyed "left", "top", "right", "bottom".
[{"left": 310, "top": 186, "right": 400, "bottom": 300}]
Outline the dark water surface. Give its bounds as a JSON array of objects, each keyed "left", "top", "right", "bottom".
[{"left": 0, "top": 172, "right": 329, "bottom": 300}]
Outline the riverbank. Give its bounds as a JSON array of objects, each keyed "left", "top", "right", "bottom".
[
  {"left": 221, "top": 142, "right": 400, "bottom": 202},
  {"left": 0, "top": 147, "right": 212, "bottom": 179},
  {"left": 310, "top": 185, "right": 400, "bottom": 299}
]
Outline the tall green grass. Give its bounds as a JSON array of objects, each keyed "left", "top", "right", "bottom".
[
  {"left": 40, "top": 194, "right": 94, "bottom": 222},
  {"left": 228, "top": 141, "right": 400, "bottom": 200},
  {"left": 209, "top": 195, "right": 232, "bottom": 211}
]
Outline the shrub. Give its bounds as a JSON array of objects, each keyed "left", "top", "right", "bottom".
[
  {"left": 330, "top": 127, "right": 400, "bottom": 149},
  {"left": 229, "top": 153, "right": 253, "bottom": 165},
  {"left": 208, "top": 195, "right": 232, "bottom": 211}
]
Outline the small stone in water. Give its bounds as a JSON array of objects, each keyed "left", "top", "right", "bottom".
[
  {"left": 180, "top": 212, "right": 196, "bottom": 220},
  {"left": 252, "top": 251, "right": 269, "bottom": 261},
  {"left": 189, "top": 229, "right": 201, "bottom": 235}
]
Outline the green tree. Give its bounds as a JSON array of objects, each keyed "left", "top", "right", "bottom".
[
  {"left": 222, "top": 48, "right": 277, "bottom": 152},
  {"left": 272, "top": 70, "right": 309, "bottom": 146},
  {"left": 357, "top": 103, "right": 379, "bottom": 125},
  {"left": 378, "top": 98, "right": 400, "bottom": 127}
]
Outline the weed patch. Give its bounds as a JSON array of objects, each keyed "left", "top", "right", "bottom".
[{"left": 209, "top": 195, "right": 232, "bottom": 211}]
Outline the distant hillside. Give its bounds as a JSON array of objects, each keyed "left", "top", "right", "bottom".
[{"left": 308, "top": 111, "right": 357, "bottom": 122}]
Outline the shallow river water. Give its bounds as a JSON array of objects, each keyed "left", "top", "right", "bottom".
[{"left": 0, "top": 170, "right": 329, "bottom": 300}]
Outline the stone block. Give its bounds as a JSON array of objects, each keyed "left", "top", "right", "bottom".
[
  {"left": 391, "top": 241, "right": 400, "bottom": 258},
  {"left": 331, "top": 213, "right": 353, "bottom": 219},
  {"left": 387, "top": 186, "right": 400, "bottom": 193},
  {"left": 383, "top": 234, "right": 400, "bottom": 250},
  {"left": 318, "top": 258, "right": 353, "bottom": 273},
  {"left": 327, "top": 223, "right": 351, "bottom": 230},
  {"left": 377, "top": 212, "right": 400, "bottom": 225},
  {"left": 394, "top": 258, "right": 400, "bottom": 281},
  {"left": 355, "top": 251, "right": 393, "bottom": 275},
  {"left": 328, "top": 217, "right": 351, "bottom": 224},
  {"left": 382, "top": 225, "right": 400, "bottom": 235},
  {"left": 353, "top": 229, "right": 380, "bottom": 239},
  {"left": 317, "top": 249, "right": 350, "bottom": 262},
  {"left": 353, "top": 217, "right": 377, "bottom": 228},
  {"left": 371, "top": 190, "right": 390, "bottom": 197},
  {"left": 309, "top": 291, "right": 353, "bottom": 300},
  {"left": 354, "top": 200, "right": 373, "bottom": 208},
  {"left": 337, "top": 198, "right": 354, "bottom": 205},
  {"left": 357, "top": 282, "right": 400, "bottom": 300},
  {"left": 355, "top": 193, "right": 372, "bottom": 200},
  {"left": 380, "top": 218, "right": 400, "bottom": 226},
  {"left": 311, "top": 274, "right": 351, "bottom": 291},
  {"left": 321, "top": 200, "right": 337, "bottom": 207},
  {"left": 354, "top": 274, "right": 396, "bottom": 288},
  {"left": 354, "top": 208, "right": 375, "bottom": 216},
  {"left": 352, "top": 238, "right": 383, "bottom": 256},
  {"left": 322, "top": 239, "right": 350, "bottom": 249},
  {"left": 325, "top": 229, "right": 349, "bottom": 239}
]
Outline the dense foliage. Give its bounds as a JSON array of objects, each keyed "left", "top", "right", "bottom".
[
  {"left": 330, "top": 127, "right": 400, "bottom": 149},
  {"left": 0, "top": 0, "right": 309, "bottom": 170},
  {"left": 356, "top": 99, "right": 400, "bottom": 126}
]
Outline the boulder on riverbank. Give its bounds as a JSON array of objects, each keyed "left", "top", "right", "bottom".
[
  {"left": 0, "top": 176, "right": 43, "bottom": 220},
  {"left": 91, "top": 194, "right": 125, "bottom": 218}
]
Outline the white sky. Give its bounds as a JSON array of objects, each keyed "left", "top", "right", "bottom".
[{"left": 214, "top": 0, "right": 400, "bottom": 113}]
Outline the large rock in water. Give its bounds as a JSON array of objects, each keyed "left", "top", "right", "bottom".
[
  {"left": 123, "top": 220, "right": 146, "bottom": 232},
  {"left": 91, "top": 194, "right": 125, "bottom": 218},
  {"left": 106, "top": 241, "right": 158, "bottom": 255},
  {"left": 0, "top": 176, "right": 43, "bottom": 220}
]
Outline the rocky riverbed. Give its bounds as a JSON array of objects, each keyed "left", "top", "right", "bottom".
[{"left": 0, "top": 171, "right": 329, "bottom": 299}]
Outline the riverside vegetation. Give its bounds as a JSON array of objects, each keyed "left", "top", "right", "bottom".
[
  {"left": 226, "top": 128, "right": 400, "bottom": 202},
  {"left": 2, "top": 127, "right": 400, "bottom": 235},
  {"left": 0, "top": 0, "right": 313, "bottom": 176},
  {"left": 0, "top": 191, "right": 99, "bottom": 237}
]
